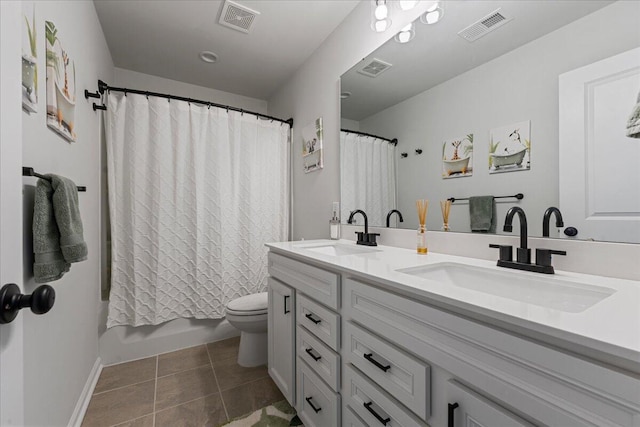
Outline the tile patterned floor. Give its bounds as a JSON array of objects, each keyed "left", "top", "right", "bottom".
[{"left": 82, "top": 337, "right": 284, "bottom": 427}]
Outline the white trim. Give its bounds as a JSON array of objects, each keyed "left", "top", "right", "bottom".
[{"left": 68, "top": 358, "right": 103, "bottom": 427}]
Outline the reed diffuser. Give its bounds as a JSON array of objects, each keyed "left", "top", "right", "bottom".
[
  {"left": 440, "top": 200, "right": 452, "bottom": 231},
  {"left": 416, "top": 199, "right": 429, "bottom": 254}
]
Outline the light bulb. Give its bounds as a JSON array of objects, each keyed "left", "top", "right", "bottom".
[
  {"left": 375, "top": 19, "right": 389, "bottom": 32},
  {"left": 425, "top": 9, "right": 442, "bottom": 24},
  {"left": 375, "top": 3, "right": 388, "bottom": 20},
  {"left": 398, "top": 31, "right": 411, "bottom": 43},
  {"left": 426, "top": 0, "right": 439, "bottom": 12},
  {"left": 399, "top": 0, "right": 418, "bottom": 11}
]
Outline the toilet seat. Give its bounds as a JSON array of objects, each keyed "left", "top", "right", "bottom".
[{"left": 226, "top": 292, "right": 268, "bottom": 316}]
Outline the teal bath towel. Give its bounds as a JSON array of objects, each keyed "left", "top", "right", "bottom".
[
  {"left": 469, "top": 196, "right": 496, "bottom": 233},
  {"left": 33, "top": 175, "right": 87, "bottom": 283}
]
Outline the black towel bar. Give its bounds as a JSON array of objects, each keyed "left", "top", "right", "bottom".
[
  {"left": 22, "top": 167, "right": 86, "bottom": 192},
  {"left": 448, "top": 193, "right": 523, "bottom": 203}
]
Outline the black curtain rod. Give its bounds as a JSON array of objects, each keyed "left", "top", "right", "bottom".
[
  {"left": 448, "top": 193, "right": 523, "bottom": 203},
  {"left": 95, "top": 80, "right": 293, "bottom": 128},
  {"left": 22, "top": 167, "right": 86, "bottom": 192},
  {"left": 341, "top": 128, "right": 398, "bottom": 145}
]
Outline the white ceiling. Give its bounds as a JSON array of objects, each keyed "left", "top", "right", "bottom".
[
  {"left": 341, "top": 0, "right": 613, "bottom": 121},
  {"left": 93, "top": 0, "right": 359, "bottom": 100}
]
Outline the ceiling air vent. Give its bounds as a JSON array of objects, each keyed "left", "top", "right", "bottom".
[
  {"left": 218, "top": 0, "right": 260, "bottom": 34},
  {"left": 357, "top": 58, "right": 393, "bottom": 78},
  {"left": 458, "top": 8, "right": 513, "bottom": 42}
]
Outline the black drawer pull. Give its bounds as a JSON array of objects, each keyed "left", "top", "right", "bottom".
[
  {"left": 284, "top": 295, "right": 290, "bottom": 314},
  {"left": 364, "top": 353, "right": 391, "bottom": 372},
  {"left": 364, "top": 401, "right": 390, "bottom": 425},
  {"left": 305, "top": 347, "right": 322, "bottom": 361},
  {"left": 305, "top": 312, "right": 321, "bottom": 324},
  {"left": 305, "top": 396, "right": 322, "bottom": 413},
  {"left": 448, "top": 402, "right": 459, "bottom": 427}
]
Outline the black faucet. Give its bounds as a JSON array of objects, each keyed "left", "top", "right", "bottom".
[
  {"left": 348, "top": 210, "right": 380, "bottom": 246},
  {"left": 542, "top": 207, "right": 564, "bottom": 237},
  {"left": 386, "top": 209, "right": 404, "bottom": 228},
  {"left": 503, "top": 206, "right": 530, "bottom": 263},
  {"left": 491, "top": 206, "right": 566, "bottom": 274}
]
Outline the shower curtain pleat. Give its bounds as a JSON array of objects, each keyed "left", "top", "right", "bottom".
[
  {"left": 340, "top": 132, "right": 397, "bottom": 227},
  {"left": 105, "top": 93, "right": 289, "bottom": 327}
]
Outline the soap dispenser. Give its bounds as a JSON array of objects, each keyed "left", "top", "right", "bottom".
[{"left": 330, "top": 202, "right": 340, "bottom": 240}]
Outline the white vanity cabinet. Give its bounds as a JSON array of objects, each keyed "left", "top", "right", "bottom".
[
  {"left": 267, "top": 247, "right": 640, "bottom": 427},
  {"left": 267, "top": 277, "right": 295, "bottom": 404}
]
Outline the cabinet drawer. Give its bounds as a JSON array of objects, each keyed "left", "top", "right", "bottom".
[
  {"left": 447, "top": 379, "right": 535, "bottom": 427},
  {"left": 297, "top": 359, "right": 340, "bottom": 427},
  {"left": 344, "top": 365, "right": 426, "bottom": 427},
  {"left": 344, "top": 321, "right": 430, "bottom": 419},
  {"left": 297, "top": 325, "right": 340, "bottom": 392},
  {"left": 268, "top": 252, "right": 340, "bottom": 309},
  {"left": 343, "top": 405, "right": 368, "bottom": 427},
  {"left": 297, "top": 294, "right": 340, "bottom": 351}
]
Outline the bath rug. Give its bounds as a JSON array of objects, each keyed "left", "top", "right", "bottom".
[{"left": 220, "top": 400, "right": 302, "bottom": 427}]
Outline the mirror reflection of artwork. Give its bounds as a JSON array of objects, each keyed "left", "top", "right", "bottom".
[
  {"left": 489, "top": 121, "right": 530, "bottom": 174},
  {"left": 442, "top": 134, "right": 473, "bottom": 179},
  {"left": 46, "top": 20, "right": 77, "bottom": 142},
  {"left": 302, "top": 118, "right": 323, "bottom": 173},
  {"left": 22, "top": 3, "right": 38, "bottom": 113}
]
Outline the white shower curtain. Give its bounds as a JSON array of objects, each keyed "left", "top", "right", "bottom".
[
  {"left": 105, "top": 93, "right": 289, "bottom": 327},
  {"left": 340, "top": 131, "right": 397, "bottom": 227}
]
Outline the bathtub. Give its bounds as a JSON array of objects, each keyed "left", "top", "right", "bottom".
[
  {"left": 443, "top": 157, "right": 470, "bottom": 175},
  {"left": 54, "top": 80, "right": 75, "bottom": 133},
  {"left": 490, "top": 147, "right": 527, "bottom": 168}
]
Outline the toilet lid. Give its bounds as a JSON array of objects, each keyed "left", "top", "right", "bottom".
[{"left": 226, "top": 292, "right": 268, "bottom": 314}]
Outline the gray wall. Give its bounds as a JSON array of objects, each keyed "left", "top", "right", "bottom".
[
  {"left": 21, "top": 1, "right": 113, "bottom": 424},
  {"left": 359, "top": 1, "right": 640, "bottom": 236}
]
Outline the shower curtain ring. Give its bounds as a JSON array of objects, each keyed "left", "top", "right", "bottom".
[
  {"left": 145, "top": 92, "right": 149, "bottom": 99},
  {"left": 241, "top": 109, "right": 244, "bottom": 116},
  {"left": 208, "top": 103, "right": 211, "bottom": 109}
]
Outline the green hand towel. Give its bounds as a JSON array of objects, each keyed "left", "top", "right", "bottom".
[
  {"left": 33, "top": 179, "right": 70, "bottom": 283},
  {"left": 469, "top": 196, "right": 495, "bottom": 233},
  {"left": 48, "top": 174, "right": 88, "bottom": 263}
]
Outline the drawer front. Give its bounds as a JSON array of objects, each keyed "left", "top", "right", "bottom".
[
  {"left": 344, "top": 278, "right": 640, "bottom": 427},
  {"left": 297, "top": 325, "right": 340, "bottom": 392},
  {"left": 344, "top": 365, "right": 426, "bottom": 427},
  {"left": 344, "top": 321, "right": 430, "bottom": 419},
  {"left": 343, "top": 405, "right": 368, "bottom": 427},
  {"left": 297, "top": 294, "right": 340, "bottom": 351},
  {"left": 268, "top": 252, "right": 340, "bottom": 309},
  {"left": 446, "top": 379, "right": 535, "bottom": 427},
  {"left": 297, "top": 359, "right": 340, "bottom": 427}
]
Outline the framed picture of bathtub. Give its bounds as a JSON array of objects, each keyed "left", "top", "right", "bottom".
[
  {"left": 442, "top": 134, "right": 473, "bottom": 179},
  {"left": 45, "top": 20, "right": 76, "bottom": 142},
  {"left": 301, "top": 117, "right": 323, "bottom": 173},
  {"left": 22, "top": 3, "right": 38, "bottom": 113},
  {"left": 489, "top": 121, "right": 531, "bottom": 174}
]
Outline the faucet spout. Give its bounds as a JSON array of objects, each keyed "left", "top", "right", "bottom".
[
  {"left": 542, "top": 207, "right": 564, "bottom": 237},
  {"left": 503, "top": 206, "right": 530, "bottom": 263},
  {"left": 386, "top": 209, "right": 404, "bottom": 228},
  {"left": 348, "top": 210, "right": 369, "bottom": 235}
]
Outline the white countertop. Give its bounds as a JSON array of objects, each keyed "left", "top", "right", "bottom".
[{"left": 266, "top": 239, "right": 640, "bottom": 372}]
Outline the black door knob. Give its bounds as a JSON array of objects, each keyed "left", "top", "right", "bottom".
[{"left": 0, "top": 283, "right": 55, "bottom": 324}]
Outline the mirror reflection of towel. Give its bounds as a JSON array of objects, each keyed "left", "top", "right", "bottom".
[
  {"left": 627, "top": 90, "right": 640, "bottom": 138},
  {"left": 469, "top": 196, "right": 496, "bottom": 233}
]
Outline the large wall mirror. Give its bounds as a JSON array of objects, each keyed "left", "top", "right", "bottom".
[{"left": 340, "top": 0, "right": 640, "bottom": 243}]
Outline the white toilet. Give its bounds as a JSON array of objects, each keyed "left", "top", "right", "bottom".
[{"left": 225, "top": 292, "right": 269, "bottom": 367}]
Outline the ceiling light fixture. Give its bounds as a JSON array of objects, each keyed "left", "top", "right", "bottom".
[
  {"left": 371, "top": 0, "right": 392, "bottom": 33},
  {"left": 421, "top": 2, "right": 444, "bottom": 25},
  {"left": 199, "top": 51, "right": 218, "bottom": 63},
  {"left": 399, "top": 0, "right": 419, "bottom": 11},
  {"left": 394, "top": 23, "right": 415, "bottom": 43}
]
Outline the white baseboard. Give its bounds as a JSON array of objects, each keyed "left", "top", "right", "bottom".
[{"left": 68, "top": 357, "right": 103, "bottom": 427}]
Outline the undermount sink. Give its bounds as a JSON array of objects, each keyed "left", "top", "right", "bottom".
[
  {"left": 294, "top": 242, "right": 380, "bottom": 257},
  {"left": 396, "top": 262, "right": 615, "bottom": 313}
]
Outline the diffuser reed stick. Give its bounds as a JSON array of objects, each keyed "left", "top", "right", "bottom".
[
  {"left": 440, "top": 200, "right": 451, "bottom": 231},
  {"left": 416, "top": 199, "right": 429, "bottom": 254}
]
